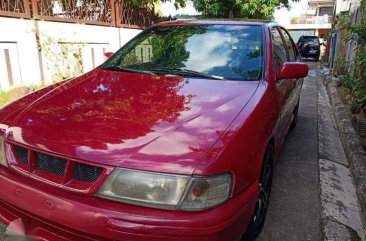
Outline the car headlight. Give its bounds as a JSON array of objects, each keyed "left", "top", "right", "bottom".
[
  {"left": 0, "top": 137, "right": 7, "bottom": 167},
  {"left": 97, "top": 168, "right": 232, "bottom": 211}
]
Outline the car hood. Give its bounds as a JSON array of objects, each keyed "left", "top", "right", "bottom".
[{"left": 1, "top": 69, "right": 259, "bottom": 175}]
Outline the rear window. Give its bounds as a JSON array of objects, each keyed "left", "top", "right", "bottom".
[
  {"left": 298, "top": 36, "right": 319, "bottom": 44},
  {"left": 102, "top": 24, "right": 265, "bottom": 81}
]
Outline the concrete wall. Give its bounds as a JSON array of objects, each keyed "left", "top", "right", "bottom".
[
  {"left": 350, "top": 0, "right": 361, "bottom": 12},
  {"left": 0, "top": 17, "right": 41, "bottom": 90},
  {"left": 345, "top": 0, "right": 362, "bottom": 68},
  {"left": 335, "top": 0, "right": 351, "bottom": 14},
  {"left": 0, "top": 17, "right": 142, "bottom": 91},
  {"left": 288, "top": 29, "right": 316, "bottom": 42}
]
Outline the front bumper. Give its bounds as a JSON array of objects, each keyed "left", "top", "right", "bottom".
[{"left": 0, "top": 167, "right": 258, "bottom": 241}]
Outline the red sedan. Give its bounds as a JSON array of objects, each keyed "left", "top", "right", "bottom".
[{"left": 0, "top": 21, "right": 308, "bottom": 241}]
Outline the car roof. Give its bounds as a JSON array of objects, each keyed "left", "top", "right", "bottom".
[
  {"left": 300, "top": 36, "right": 318, "bottom": 38},
  {"left": 155, "top": 19, "right": 277, "bottom": 27}
]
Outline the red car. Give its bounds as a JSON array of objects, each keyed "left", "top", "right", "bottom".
[{"left": 0, "top": 21, "right": 308, "bottom": 241}]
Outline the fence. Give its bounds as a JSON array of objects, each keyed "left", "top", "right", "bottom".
[
  {"left": 0, "top": 0, "right": 30, "bottom": 18},
  {"left": 116, "top": 0, "right": 154, "bottom": 28},
  {"left": 0, "top": 0, "right": 147, "bottom": 91},
  {"left": 1, "top": 0, "right": 155, "bottom": 28}
]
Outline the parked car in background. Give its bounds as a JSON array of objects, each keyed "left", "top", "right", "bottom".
[
  {"left": 0, "top": 20, "right": 308, "bottom": 241},
  {"left": 297, "top": 36, "right": 321, "bottom": 61}
]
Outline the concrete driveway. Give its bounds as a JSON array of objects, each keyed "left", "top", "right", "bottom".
[{"left": 257, "top": 61, "right": 321, "bottom": 241}]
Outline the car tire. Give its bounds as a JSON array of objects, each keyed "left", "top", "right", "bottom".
[
  {"left": 290, "top": 103, "right": 299, "bottom": 130},
  {"left": 242, "top": 144, "right": 274, "bottom": 241}
]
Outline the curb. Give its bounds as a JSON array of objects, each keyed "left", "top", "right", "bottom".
[
  {"left": 327, "top": 83, "right": 366, "bottom": 225},
  {"left": 323, "top": 217, "right": 362, "bottom": 241},
  {"left": 0, "top": 223, "right": 4, "bottom": 241}
]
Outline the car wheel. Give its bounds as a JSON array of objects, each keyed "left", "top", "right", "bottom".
[
  {"left": 290, "top": 103, "right": 299, "bottom": 130},
  {"left": 242, "top": 145, "right": 274, "bottom": 241}
]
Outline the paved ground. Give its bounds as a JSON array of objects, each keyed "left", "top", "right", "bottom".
[
  {"left": 318, "top": 68, "right": 364, "bottom": 240},
  {"left": 257, "top": 61, "right": 322, "bottom": 241},
  {"left": 0, "top": 225, "right": 4, "bottom": 241}
]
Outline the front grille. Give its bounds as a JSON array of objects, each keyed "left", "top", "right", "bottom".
[
  {"left": 36, "top": 153, "right": 67, "bottom": 177},
  {"left": 15, "top": 146, "right": 28, "bottom": 164},
  {"left": 74, "top": 163, "right": 103, "bottom": 183},
  {"left": 10, "top": 145, "right": 105, "bottom": 190}
]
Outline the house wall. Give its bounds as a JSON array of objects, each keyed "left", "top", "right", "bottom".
[
  {"left": 345, "top": 0, "right": 362, "bottom": 68},
  {"left": 288, "top": 29, "right": 316, "bottom": 42},
  {"left": 274, "top": 0, "right": 333, "bottom": 38},
  {"left": 0, "top": 17, "right": 142, "bottom": 91},
  {"left": 0, "top": 17, "right": 41, "bottom": 90},
  {"left": 328, "top": 0, "right": 360, "bottom": 69},
  {"left": 335, "top": 0, "right": 351, "bottom": 14}
]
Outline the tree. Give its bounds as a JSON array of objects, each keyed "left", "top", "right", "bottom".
[
  {"left": 128, "top": 0, "right": 187, "bottom": 9},
  {"left": 192, "top": 0, "right": 293, "bottom": 20},
  {"left": 129, "top": 0, "right": 294, "bottom": 20}
]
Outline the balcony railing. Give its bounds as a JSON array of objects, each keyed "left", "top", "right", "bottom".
[
  {"left": 0, "top": 0, "right": 30, "bottom": 18},
  {"left": 308, "top": 0, "right": 334, "bottom": 3},
  {"left": 32, "top": 0, "right": 115, "bottom": 26},
  {"left": 0, "top": 0, "right": 154, "bottom": 28},
  {"left": 291, "top": 15, "right": 333, "bottom": 25}
]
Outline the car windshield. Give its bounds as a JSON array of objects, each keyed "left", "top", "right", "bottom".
[{"left": 101, "top": 24, "right": 264, "bottom": 81}]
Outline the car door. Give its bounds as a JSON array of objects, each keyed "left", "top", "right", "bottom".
[
  {"left": 279, "top": 27, "right": 303, "bottom": 122},
  {"left": 271, "top": 27, "right": 293, "bottom": 141}
]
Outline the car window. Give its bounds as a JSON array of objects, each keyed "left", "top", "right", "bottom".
[
  {"left": 103, "top": 25, "right": 265, "bottom": 81},
  {"left": 298, "top": 36, "right": 319, "bottom": 45},
  {"left": 271, "top": 27, "right": 287, "bottom": 69},
  {"left": 279, "top": 28, "right": 297, "bottom": 62}
]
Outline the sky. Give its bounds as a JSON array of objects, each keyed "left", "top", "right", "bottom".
[
  {"left": 274, "top": 0, "right": 310, "bottom": 24},
  {"left": 160, "top": 0, "right": 200, "bottom": 16}
]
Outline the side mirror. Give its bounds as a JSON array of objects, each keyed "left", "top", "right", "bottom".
[
  {"left": 104, "top": 52, "right": 114, "bottom": 59},
  {"left": 276, "top": 62, "right": 309, "bottom": 81}
]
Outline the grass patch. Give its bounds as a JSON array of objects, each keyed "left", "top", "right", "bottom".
[
  {"left": 0, "top": 84, "right": 47, "bottom": 108},
  {"left": 0, "top": 91, "right": 11, "bottom": 107}
]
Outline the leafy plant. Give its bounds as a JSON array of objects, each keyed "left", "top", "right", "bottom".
[
  {"left": 335, "top": 12, "right": 351, "bottom": 30},
  {"left": 191, "top": 0, "right": 298, "bottom": 19},
  {"left": 127, "top": 0, "right": 299, "bottom": 21},
  {"left": 38, "top": 34, "right": 85, "bottom": 83},
  {"left": 343, "top": 74, "right": 355, "bottom": 91},
  {"left": 334, "top": 58, "right": 350, "bottom": 76},
  {"left": 340, "top": 0, "right": 366, "bottom": 114}
]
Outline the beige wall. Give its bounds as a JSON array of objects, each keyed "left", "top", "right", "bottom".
[{"left": 0, "top": 17, "right": 142, "bottom": 91}]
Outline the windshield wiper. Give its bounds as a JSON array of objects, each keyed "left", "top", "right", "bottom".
[
  {"left": 100, "top": 66, "right": 156, "bottom": 75},
  {"left": 150, "top": 67, "right": 224, "bottom": 80}
]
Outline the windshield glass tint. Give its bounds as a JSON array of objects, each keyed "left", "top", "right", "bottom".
[
  {"left": 102, "top": 25, "right": 264, "bottom": 81},
  {"left": 299, "top": 36, "right": 318, "bottom": 44}
]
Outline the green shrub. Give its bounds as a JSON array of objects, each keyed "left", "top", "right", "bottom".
[{"left": 343, "top": 74, "right": 355, "bottom": 91}]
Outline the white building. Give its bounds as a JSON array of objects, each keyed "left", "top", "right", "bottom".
[{"left": 274, "top": 0, "right": 336, "bottom": 42}]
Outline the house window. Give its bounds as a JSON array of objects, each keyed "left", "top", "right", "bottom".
[{"left": 319, "top": 7, "right": 334, "bottom": 16}]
